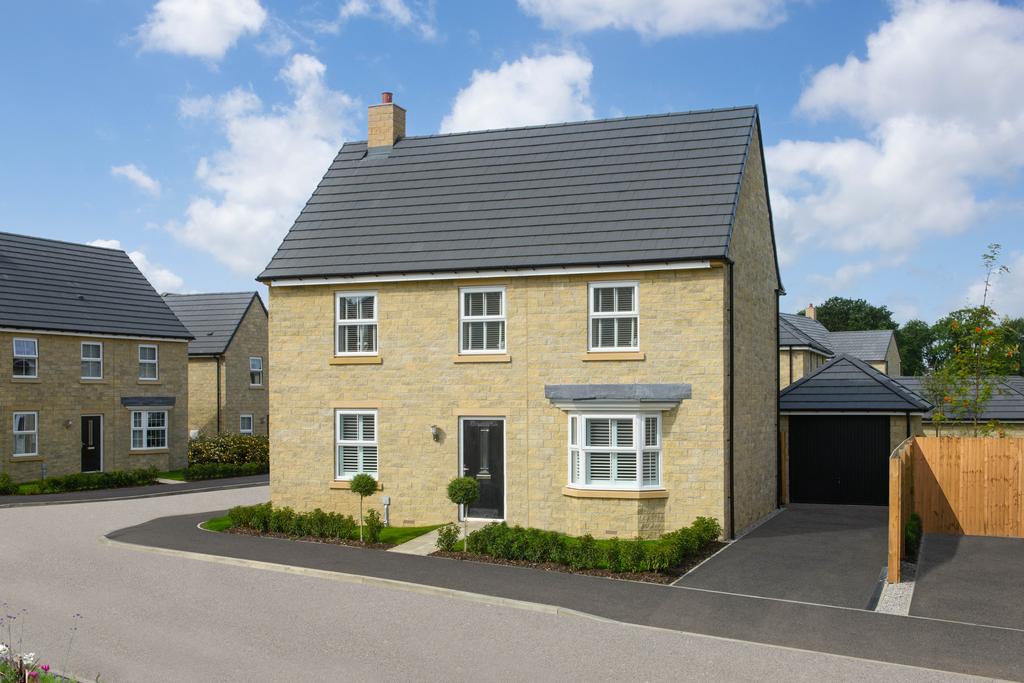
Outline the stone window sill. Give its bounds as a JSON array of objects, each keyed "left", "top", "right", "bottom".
[
  {"left": 137, "top": 380, "right": 162, "bottom": 386},
  {"left": 330, "top": 480, "right": 383, "bottom": 490},
  {"left": 248, "top": 385, "right": 266, "bottom": 390},
  {"left": 561, "top": 486, "right": 667, "bottom": 500},
  {"left": 9, "top": 455, "right": 44, "bottom": 463},
  {"left": 80, "top": 379, "right": 110, "bottom": 385},
  {"left": 579, "top": 352, "right": 646, "bottom": 362},
  {"left": 453, "top": 354, "right": 511, "bottom": 364},
  {"left": 329, "top": 356, "right": 383, "bottom": 366},
  {"left": 129, "top": 449, "right": 169, "bottom": 456},
  {"left": 11, "top": 378, "right": 41, "bottom": 384}
]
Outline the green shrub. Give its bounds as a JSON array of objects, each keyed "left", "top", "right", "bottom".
[
  {"left": 270, "top": 506, "right": 296, "bottom": 534},
  {"left": 645, "top": 543, "right": 676, "bottom": 572},
  {"left": 447, "top": 476, "right": 480, "bottom": 551},
  {"left": 226, "top": 503, "right": 357, "bottom": 540},
  {"left": 691, "top": 517, "right": 723, "bottom": 546},
  {"left": 905, "top": 512, "right": 923, "bottom": 559},
  {"left": 36, "top": 468, "right": 159, "bottom": 493},
  {"left": 249, "top": 502, "right": 272, "bottom": 531},
  {"left": 188, "top": 433, "right": 269, "bottom": 467},
  {"left": 365, "top": 509, "right": 384, "bottom": 543},
  {"left": 568, "top": 534, "right": 601, "bottom": 570},
  {"left": 436, "top": 523, "right": 460, "bottom": 552},
  {"left": 662, "top": 527, "right": 700, "bottom": 564},
  {"left": 349, "top": 473, "right": 377, "bottom": 542},
  {"left": 0, "top": 472, "right": 17, "bottom": 496},
  {"left": 184, "top": 462, "right": 267, "bottom": 480}
]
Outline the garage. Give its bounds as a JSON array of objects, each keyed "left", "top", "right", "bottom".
[{"left": 779, "top": 354, "right": 931, "bottom": 506}]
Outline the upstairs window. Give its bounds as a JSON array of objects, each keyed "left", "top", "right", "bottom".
[
  {"left": 13, "top": 338, "right": 38, "bottom": 378},
  {"left": 131, "top": 410, "right": 168, "bottom": 450},
  {"left": 249, "top": 356, "right": 264, "bottom": 386},
  {"left": 567, "top": 413, "right": 660, "bottom": 489},
  {"left": 588, "top": 282, "right": 639, "bottom": 351},
  {"left": 139, "top": 345, "right": 159, "bottom": 380},
  {"left": 239, "top": 414, "right": 254, "bottom": 434},
  {"left": 336, "top": 410, "right": 378, "bottom": 479},
  {"left": 81, "top": 342, "right": 103, "bottom": 379},
  {"left": 336, "top": 292, "right": 378, "bottom": 355},
  {"left": 13, "top": 412, "right": 38, "bottom": 456},
  {"left": 460, "top": 287, "right": 505, "bottom": 353}
]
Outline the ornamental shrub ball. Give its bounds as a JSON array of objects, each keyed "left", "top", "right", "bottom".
[
  {"left": 349, "top": 473, "right": 378, "bottom": 542},
  {"left": 447, "top": 476, "right": 479, "bottom": 551}
]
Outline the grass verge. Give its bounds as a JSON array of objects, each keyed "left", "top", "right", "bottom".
[{"left": 201, "top": 514, "right": 441, "bottom": 546}]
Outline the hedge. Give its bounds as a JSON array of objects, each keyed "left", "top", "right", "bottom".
[
  {"left": 188, "top": 434, "right": 269, "bottom": 467},
  {"left": 184, "top": 462, "right": 268, "bottom": 480},
  {"left": 462, "top": 516, "right": 722, "bottom": 574},
  {"left": 228, "top": 503, "right": 359, "bottom": 541},
  {"left": 34, "top": 468, "right": 160, "bottom": 494}
]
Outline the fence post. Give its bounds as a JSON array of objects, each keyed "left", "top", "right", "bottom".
[{"left": 888, "top": 452, "right": 902, "bottom": 583}]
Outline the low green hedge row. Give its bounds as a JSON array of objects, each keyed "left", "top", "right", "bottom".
[
  {"left": 34, "top": 468, "right": 160, "bottom": 494},
  {"left": 461, "top": 516, "right": 723, "bottom": 573},
  {"left": 227, "top": 503, "right": 384, "bottom": 543},
  {"left": 188, "top": 434, "right": 269, "bottom": 467},
  {"left": 184, "top": 462, "right": 268, "bottom": 480},
  {"left": 0, "top": 472, "right": 17, "bottom": 496}
]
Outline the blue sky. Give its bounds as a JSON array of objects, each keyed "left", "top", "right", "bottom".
[{"left": 1, "top": 0, "right": 1021, "bottom": 322}]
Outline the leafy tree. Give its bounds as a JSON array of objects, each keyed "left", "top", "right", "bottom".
[
  {"left": 895, "top": 319, "right": 935, "bottom": 376},
  {"left": 447, "top": 476, "right": 480, "bottom": 551},
  {"left": 802, "top": 297, "right": 898, "bottom": 332},
  {"left": 349, "top": 473, "right": 377, "bottom": 542}
]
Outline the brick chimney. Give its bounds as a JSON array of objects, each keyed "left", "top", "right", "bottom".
[
  {"left": 805, "top": 303, "right": 816, "bottom": 320},
  {"left": 367, "top": 91, "right": 405, "bottom": 153}
]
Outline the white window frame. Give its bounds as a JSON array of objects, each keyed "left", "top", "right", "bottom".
[
  {"left": 566, "top": 412, "right": 661, "bottom": 490},
  {"left": 13, "top": 337, "right": 38, "bottom": 378},
  {"left": 80, "top": 342, "right": 103, "bottom": 380},
  {"left": 239, "top": 414, "right": 254, "bottom": 434},
  {"left": 335, "top": 409, "right": 378, "bottom": 480},
  {"left": 587, "top": 281, "right": 640, "bottom": 352},
  {"left": 249, "top": 356, "right": 264, "bottom": 387},
  {"left": 130, "top": 410, "right": 168, "bottom": 451},
  {"left": 13, "top": 411, "right": 38, "bottom": 457},
  {"left": 459, "top": 286, "right": 506, "bottom": 354},
  {"left": 138, "top": 344, "right": 159, "bottom": 381},
  {"left": 334, "top": 291, "right": 378, "bottom": 356}
]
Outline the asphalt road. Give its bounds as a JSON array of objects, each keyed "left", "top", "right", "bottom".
[{"left": 0, "top": 489, "right": 988, "bottom": 682}]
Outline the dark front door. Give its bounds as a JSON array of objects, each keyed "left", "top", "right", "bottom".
[
  {"left": 81, "top": 416, "right": 102, "bottom": 472},
  {"left": 789, "top": 415, "right": 890, "bottom": 505},
  {"left": 461, "top": 419, "right": 504, "bottom": 519}
]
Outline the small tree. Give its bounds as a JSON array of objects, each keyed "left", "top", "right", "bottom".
[
  {"left": 349, "top": 473, "right": 377, "bottom": 542},
  {"left": 447, "top": 476, "right": 479, "bottom": 551}
]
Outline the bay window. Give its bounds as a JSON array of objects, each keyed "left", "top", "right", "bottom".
[
  {"left": 567, "top": 413, "right": 660, "bottom": 489},
  {"left": 131, "top": 410, "right": 168, "bottom": 450}
]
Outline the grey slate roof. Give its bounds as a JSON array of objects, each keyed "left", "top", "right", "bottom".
[
  {"left": 780, "top": 355, "right": 932, "bottom": 413},
  {"left": 895, "top": 376, "right": 1024, "bottom": 422},
  {"left": 162, "top": 292, "right": 265, "bottom": 356},
  {"left": 0, "top": 231, "right": 192, "bottom": 340},
  {"left": 778, "top": 313, "right": 831, "bottom": 354},
  {"left": 259, "top": 107, "right": 766, "bottom": 281},
  {"left": 545, "top": 384, "right": 692, "bottom": 403},
  {"left": 827, "top": 330, "right": 894, "bottom": 362}
]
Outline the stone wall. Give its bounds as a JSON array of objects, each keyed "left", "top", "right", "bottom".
[
  {"left": 187, "top": 357, "right": 218, "bottom": 436},
  {"left": 0, "top": 332, "right": 188, "bottom": 482}
]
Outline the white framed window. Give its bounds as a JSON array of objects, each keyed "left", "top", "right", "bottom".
[
  {"left": 567, "top": 412, "right": 660, "bottom": 489},
  {"left": 588, "top": 282, "right": 639, "bottom": 351},
  {"left": 131, "top": 410, "right": 168, "bottom": 450},
  {"left": 13, "top": 412, "right": 38, "bottom": 456},
  {"left": 249, "top": 356, "right": 264, "bottom": 386},
  {"left": 335, "top": 409, "right": 378, "bottom": 479},
  {"left": 139, "top": 345, "right": 159, "bottom": 380},
  {"left": 239, "top": 414, "right": 254, "bottom": 434},
  {"left": 335, "top": 292, "right": 378, "bottom": 356},
  {"left": 13, "top": 338, "right": 38, "bottom": 378},
  {"left": 81, "top": 342, "right": 103, "bottom": 379},
  {"left": 460, "top": 287, "right": 506, "bottom": 353}
]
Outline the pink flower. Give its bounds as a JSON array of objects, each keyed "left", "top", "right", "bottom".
[
  {"left": 41, "top": 664, "right": 50, "bottom": 672},
  {"left": 28, "top": 672, "right": 38, "bottom": 679}
]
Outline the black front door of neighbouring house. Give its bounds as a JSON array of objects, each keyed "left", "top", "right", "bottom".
[
  {"left": 81, "top": 416, "right": 102, "bottom": 472},
  {"left": 461, "top": 419, "right": 504, "bottom": 519},
  {"left": 789, "top": 415, "right": 890, "bottom": 505}
]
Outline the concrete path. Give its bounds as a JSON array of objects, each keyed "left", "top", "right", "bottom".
[
  {"left": 109, "top": 507, "right": 1024, "bottom": 681},
  {"left": 0, "top": 474, "right": 268, "bottom": 507},
  {"left": 389, "top": 520, "right": 487, "bottom": 556},
  {"left": 912, "top": 533, "right": 1024, "bottom": 630},
  {"left": 0, "top": 488, "right": 991, "bottom": 682},
  {"left": 679, "top": 504, "right": 888, "bottom": 609}
]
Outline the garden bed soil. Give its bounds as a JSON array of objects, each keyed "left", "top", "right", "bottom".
[
  {"left": 431, "top": 541, "right": 727, "bottom": 584},
  {"left": 227, "top": 527, "right": 395, "bottom": 550}
]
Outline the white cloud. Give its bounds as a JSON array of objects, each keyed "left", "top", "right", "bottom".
[
  {"left": 87, "top": 239, "right": 185, "bottom": 292},
  {"left": 807, "top": 261, "right": 876, "bottom": 291},
  {"left": 769, "top": 0, "right": 1024, "bottom": 263},
  {"left": 517, "top": 0, "right": 788, "bottom": 37},
  {"left": 110, "top": 164, "right": 161, "bottom": 197},
  {"left": 316, "top": 0, "right": 437, "bottom": 39},
  {"left": 137, "top": 0, "right": 267, "bottom": 60},
  {"left": 168, "top": 53, "right": 358, "bottom": 275},
  {"left": 965, "top": 252, "right": 1024, "bottom": 316},
  {"left": 440, "top": 52, "right": 594, "bottom": 133}
]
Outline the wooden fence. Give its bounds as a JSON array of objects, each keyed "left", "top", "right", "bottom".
[{"left": 888, "top": 436, "right": 1024, "bottom": 582}]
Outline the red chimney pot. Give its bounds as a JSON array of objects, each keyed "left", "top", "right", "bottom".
[{"left": 381, "top": 92, "right": 393, "bottom": 104}]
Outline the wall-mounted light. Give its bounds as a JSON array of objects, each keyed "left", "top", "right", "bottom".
[
  {"left": 63, "top": 420, "right": 73, "bottom": 429},
  {"left": 430, "top": 425, "right": 440, "bottom": 442}
]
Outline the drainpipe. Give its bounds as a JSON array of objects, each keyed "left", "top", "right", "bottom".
[
  {"left": 727, "top": 261, "right": 736, "bottom": 540},
  {"left": 776, "top": 295, "right": 782, "bottom": 508},
  {"left": 906, "top": 411, "right": 911, "bottom": 438},
  {"left": 216, "top": 356, "right": 222, "bottom": 434}
]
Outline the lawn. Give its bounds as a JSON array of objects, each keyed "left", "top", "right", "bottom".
[
  {"left": 201, "top": 514, "right": 441, "bottom": 545},
  {"left": 159, "top": 469, "right": 186, "bottom": 481}
]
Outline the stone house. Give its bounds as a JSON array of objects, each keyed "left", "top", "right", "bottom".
[
  {"left": 258, "top": 96, "right": 782, "bottom": 539},
  {"left": 0, "top": 232, "right": 191, "bottom": 483},
  {"left": 894, "top": 375, "right": 1024, "bottom": 438},
  {"left": 162, "top": 292, "right": 269, "bottom": 438}
]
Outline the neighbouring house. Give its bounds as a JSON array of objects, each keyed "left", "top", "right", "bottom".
[
  {"left": 895, "top": 375, "right": 1024, "bottom": 438},
  {"left": 778, "top": 354, "right": 931, "bottom": 505},
  {"left": 0, "top": 232, "right": 192, "bottom": 483},
  {"left": 257, "top": 95, "right": 782, "bottom": 539},
  {"left": 162, "top": 292, "right": 269, "bottom": 438},
  {"left": 778, "top": 304, "right": 901, "bottom": 388}
]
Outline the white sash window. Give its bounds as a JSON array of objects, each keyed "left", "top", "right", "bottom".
[
  {"left": 567, "top": 412, "right": 661, "bottom": 489},
  {"left": 336, "top": 410, "right": 378, "bottom": 479}
]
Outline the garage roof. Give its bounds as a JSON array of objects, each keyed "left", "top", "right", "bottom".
[
  {"left": 780, "top": 355, "right": 932, "bottom": 413},
  {"left": 895, "top": 376, "right": 1024, "bottom": 422}
]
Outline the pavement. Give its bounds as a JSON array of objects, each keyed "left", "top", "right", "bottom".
[
  {"left": 0, "top": 488, "right": 999, "bottom": 683},
  {"left": 108, "top": 505, "right": 1024, "bottom": 681},
  {"left": 678, "top": 504, "right": 888, "bottom": 609},
  {"left": 0, "top": 474, "right": 268, "bottom": 507},
  {"left": 912, "top": 533, "right": 1024, "bottom": 630}
]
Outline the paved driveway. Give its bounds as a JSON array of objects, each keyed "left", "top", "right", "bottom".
[
  {"left": 912, "top": 533, "right": 1024, "bottom": 630},
  {"left": 678, "top": 504, "right": 888, "bottom": 609}
]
